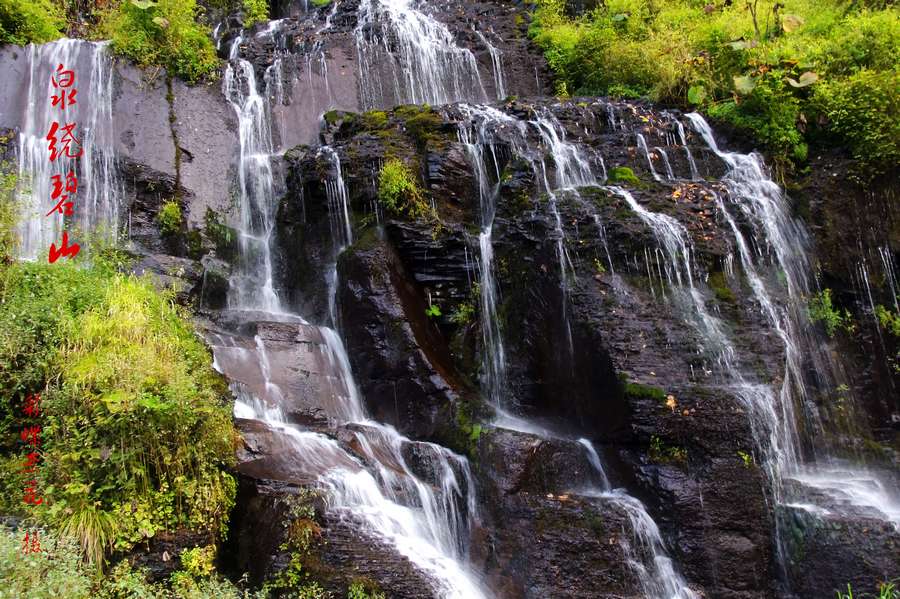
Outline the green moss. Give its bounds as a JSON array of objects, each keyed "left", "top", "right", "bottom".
[
  {"left": 157, "top": 199, "right": 183, "bottom": 236},
  {"left": 311, "top": 0, "right": 332, "bottom": 7},
  {"left": 607, "top": 166, "right": 640, "bottom": 186},
  {"left": 403, "top": 110, "right": 444, "bottom": 145},
  {"left": 807, "top": 288, "right": 851, "bottom": 338},
  {"left": 361, "top": 110, "right": 389, "bottom": 130},
  {"left": 708, "top": 270, "right": 736, "bottom": 304},
  {"left": 323, "top": 110, "right": 342, "bottom": 126},
  {"left": 622, "top": 378, "right": 667, "bottom": 403},
  {"left": 204, "top": 208, "right": 238, "bottom": 260},
  {"left": 649, "top": 435, "right": 688, "bottom": 465}
]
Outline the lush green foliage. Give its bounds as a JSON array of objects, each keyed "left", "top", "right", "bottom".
[
  {"left": 0, "top": 526, "right": 260, "bottom": 598},
  {"left": 607, "top": 166, "right": 640, "bottom": 185},
  {"left": 347, "top": 580, "right": 386, "bottom": 599},
  {"left": 0, "top": 0, "right": 64, "bottom": 45},
  {"left": 100, "top": 0, "right": 219, "bottom": 84},
  {"left": 0, "top": 260, "right": 237, "bottom": 566},
  {"left": 242, "top": 0, "right": 268, "bottom": 27},
  {"left": 158, "top": 199, "right": 184, "bottom": 235},
  {"left": 377, "top": 159, "right": 430, "bottom": 219},
  {"left": 529, "top": 0, "right": 899, "bottom": 172},
  {"left": 0, "top": 158, "right": 17, "bottom": 264},
  {"left": 807, "top": 288, "right": 851, "bottom": 337}
]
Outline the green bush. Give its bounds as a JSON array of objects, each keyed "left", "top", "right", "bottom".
[
  {"left": 100, "top": 0, "right": 219, "bottom": 84},
  {"left": 0, "top": 161, "right": 17, "bottom": 264},
  {"left": 0, "top": 526, "right": 261, "bottom": 598},
  {"left": 807, "top": 288, "right": 850, "bottom": 337},
  {"left": 377, "top": 159, "right": 430, "bottom": 219},
  {"left": 812, "top": 69, "right": 899, "bottom": 174},
  {"left": 0, "top": 261, "right": 237, "bottom": 567},
  {"left": 158, "top": 199, "right": 183, "bottom": 235},
  {"left": 242, "top": 0, "right": 268, "bottom": 27},
  {"left": 0, "top": 0, "right": 64, "bottom": 45},
  {"left": 528, "top": 0, "right": 900, "bottom": 171}
]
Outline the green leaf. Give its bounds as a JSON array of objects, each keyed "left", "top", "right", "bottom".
[
  {"left": 611, "top": 13, "right": 628, "bottom": 21},
  {"left": 687, "top": 85, "right": 706, "bottom": 105},
  {"left": 782, "top": 14, "right": 804, "bottom": 33},
  {"left": 152, "top": 16, "right": 169, "bottom": 28},
  {"left": 733, "top": 75, "right": 757, "bottom": 95},
  {"left": 130, "top": 0, "right": 158, "bottom": 9},
  {"left": 786, "top": 71, "right": 819, "bottom": 88}
]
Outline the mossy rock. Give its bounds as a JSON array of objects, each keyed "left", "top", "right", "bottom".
[{"left": 607, "top": 166, "right": 640, "bottom": 186}]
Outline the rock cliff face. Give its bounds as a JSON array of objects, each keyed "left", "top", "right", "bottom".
[{"left": 2, "top": 1, "right": 897, "bottom": 598}]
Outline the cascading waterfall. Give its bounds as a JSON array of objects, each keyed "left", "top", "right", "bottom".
[
  {"left": 457, "top": 103, "right": 698, "bottom": 598},
  {"left": 355, "top": 0, "right": 487, "bottom": 108},
  {"left": 218, "top": 32, "right": 490, "bottom": 597},
  {"left": 456, "top": 105, "right": 523, "bottom": 408},
  {"left": 685, "top": 112, "right": 900, "bottom": 525},
  {"left": 223, "top": 54, "right": 281, "bottom": 312},
  {"left": 475, "top": 29, "right": 507, "bottom": 100},
  {"left": 15, "top": 39, "right": 122, "bottom": 260}
]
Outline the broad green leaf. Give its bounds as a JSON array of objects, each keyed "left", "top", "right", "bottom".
[
  {"left": 130, "top": 0, "right": 157, "bottom": 8},
  {"left": 786, "top": 71, "right": 819, "bottom": 88},
  {"left": 687, "top": 84, "right": 706, "bottom": 105},
  {"left": 152, "top": 16, "right": 170, "bottom": 28},
  {"left": 782, "top": 14, "right": 804, "bottom": 33},
  {"left": 612, "top": 13, "right": 628, "bottom": 21},
  {"left": 733, "top": 75, "right": 756, "bottom": 94}
]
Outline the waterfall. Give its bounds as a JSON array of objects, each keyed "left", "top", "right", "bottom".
[
  {"left": 578, "top": 437, "right": 698, "bottom": 599},
  {"left": 685, "top": 112, "right": 900, "bottom": 526},
  {"left": 223, "top": 55, "right": 281, "bottom": 312},
  {"left": 475, "top": 29, "right": 507, "bottom": 100},
  {"left": 215, "top": 33, "right": 490, "bottom": 597},
  {"left": 14, "top": 39, "right": 122, "bottom": 260},
  {"left": 355, "top": 0, "right": 487, "bottom": 108},
  {"left": 456, "top": 103, "right": 697, "bottom": 597},
  {"left": 457, "top": 105, "right": 523, "bottom": 408}
]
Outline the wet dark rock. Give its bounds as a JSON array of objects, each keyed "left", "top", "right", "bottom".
[
  {"left": 781, "top": 503, "right": 899, "bottom": 599},
  {"left": 337, "top": 233, "right": 469, "bottom": 442}
]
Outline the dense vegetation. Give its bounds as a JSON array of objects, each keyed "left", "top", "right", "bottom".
[
  {"left": 529, "top": 0, "right": 899, "bottom": 175},
  {"left": 0, "top": 209, "right": 238, "bottom": 570}
]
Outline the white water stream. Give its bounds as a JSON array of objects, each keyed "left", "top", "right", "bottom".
[{"left": 14, "top": 39, "right": 122, "bottom": 260}]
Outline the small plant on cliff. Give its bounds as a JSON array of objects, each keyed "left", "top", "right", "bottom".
[
  {"left": 157, "top": 198, "right": 183, "bottom": 235},
  {"left": 100, "top": 0, "right": 219, "bottom": 84},
  {"left": 377, "top": 159, "right": 431, "bottom": 219},
  {"left": 242, "top": 0, "right": 268, "bottom": 27},
  {"left": 348, "top": 580, "right": 387, "bottom": 599},
  {"left": 807, "top": 288, "right": 851, "bottom": 338},
  {"left": 606, "top": 166, "right": 640, "bottom": 186}
]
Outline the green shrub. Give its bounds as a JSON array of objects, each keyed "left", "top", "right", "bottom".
[
  {"left": 0, "top": 0, "right": 64, "bottom": 45},
  {"left": 158, "top": 199, "right": 183, "bottom": 235},
  {"left": 0, "top": 526, "right": 261, "bottom": 598},
  {"left": 528, "top": 0, "right": 900, "bottom": 170},
  {"left": 0, "top": 161, "right": 17, "bottom": 263},
  {"left": 812, "top": 69, "right": 899, "bottom": 175},
  {"left": 242, "top": 0, "right": 268, "bottom": 27},
  {"left": 0, "top": 261, "right": 237, "bottom": 567},
  {"left": 100, "top": 0, "right": 219, "bottom": 84},
  {"left": 181, "top": 545, "right": 217, "bottom": 578},
  {"left": 348, "top": 580, "right": 387, "bottom": 599},
  {"left": 807, "top": 288, "right": 850, "bottom": 337},
  {"left": 377, "top": 159, "right": 430, "bottom": 219}
]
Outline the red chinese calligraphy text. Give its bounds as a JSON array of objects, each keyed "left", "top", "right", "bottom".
[
  {"left": 46, "top": 172, "right": 77, "bottom": 217},
  {"left": 21, "top": 529, "right": 42, "bottom": 554},
  {"left": 46, "top": 121, "right": 83, "bottom": 161},
  {"left": 51, "top": 64, "right": 77, "bottom": 110},
  {"left": 48, "top": 230, "right": 80, "bottom": 263}
]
